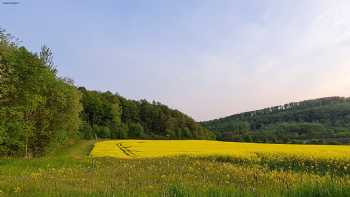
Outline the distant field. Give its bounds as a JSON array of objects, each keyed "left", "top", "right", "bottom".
[{"left": 91, "top": 140, "right": 350, "bottom": 159}]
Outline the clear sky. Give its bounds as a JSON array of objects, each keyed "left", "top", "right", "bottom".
[{"left": 1, "top": 0, "right": 350, "bottom": 121}]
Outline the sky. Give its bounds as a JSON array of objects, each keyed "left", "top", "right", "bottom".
[{"left": 1, "top": 0, "right": 350, "bottom": 121}]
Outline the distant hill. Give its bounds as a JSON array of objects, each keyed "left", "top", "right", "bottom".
[{"left": 201, "top": 97, "right": 350, "bottom": 144}]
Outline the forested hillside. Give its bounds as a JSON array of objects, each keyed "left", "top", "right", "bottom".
[
  {"left": 202, "top": 97, "right": 350, "bottom": 144},
  {"left": 0, "top": 29, "right": 212, "bottom": 157},
  {"left": 78, "top": 88, "right": 214, "bottom": 140}
]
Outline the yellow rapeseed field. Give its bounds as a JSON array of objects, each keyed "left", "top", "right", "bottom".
[{"left": 91, "top": 140, "right": 350, "bottom": 160}]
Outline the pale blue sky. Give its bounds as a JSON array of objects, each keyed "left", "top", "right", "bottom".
[{"left": 1, "top": 1, "right": 350, "bottom": 121}]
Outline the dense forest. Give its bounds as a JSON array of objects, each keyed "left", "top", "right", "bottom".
[
  {"left": 78, "top": 88, "right": 214, "bottom": 140},
  {"left": 201, "top": 97, "right": 350, "bottom": 144},
  {"left": 0, "top": 29, "right": 213, "bottom": 157}
]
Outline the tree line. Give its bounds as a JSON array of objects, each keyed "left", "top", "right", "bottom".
[
  {"left": 79, "top": 88, "right": 213, "bottom": 140},
  {"left": 0, "top": 29, "right": 213, "bottom": 157},
  {"left": 201, "top": 97, "right": 350, "bottom": 144}
]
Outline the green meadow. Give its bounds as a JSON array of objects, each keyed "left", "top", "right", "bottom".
[{"left": 1, "top": 140, "right": 350, "bottom": 197}]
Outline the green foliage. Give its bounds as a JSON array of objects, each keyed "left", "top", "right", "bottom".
[
  {"left": 118, "top": 123, "right": 129, "bottom": 139},
  {"left": 128, "top": 122, "right": 144, "bottom": 138},
  {"left": 79, "top": 90, "right": 213, "bottom": 140},
  {"left": 79, "top": 121, "right": 94, "bottom": 139},
  {"left": 202, "top": 97, "right": 350, "bottom": 144},
  {"left": 0, "top": 29, "right": 82, "bottom": 156}
]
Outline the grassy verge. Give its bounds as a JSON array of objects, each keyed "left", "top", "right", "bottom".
[{"left": 0, "top": 140, "right": 350, "bottom": 196}]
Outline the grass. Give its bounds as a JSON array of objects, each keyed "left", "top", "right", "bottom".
[{"left": 0, "top": 140, "right": 350, "bottom": 196}]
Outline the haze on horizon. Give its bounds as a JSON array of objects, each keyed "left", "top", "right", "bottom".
[{"left": 1, "top": 0, "right": 350, "bottom": 121}]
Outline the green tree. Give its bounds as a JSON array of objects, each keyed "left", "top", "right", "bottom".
[
  {"left": 128, "top": 122, "right": 144, "bottom": 138},
  {"left": 0, "top": 29, "right": 81, "bottom": 156}
]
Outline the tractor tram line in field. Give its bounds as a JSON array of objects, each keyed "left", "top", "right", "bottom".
[{"left": 116, "top": 142, "right": 137, "bottom": 158}]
